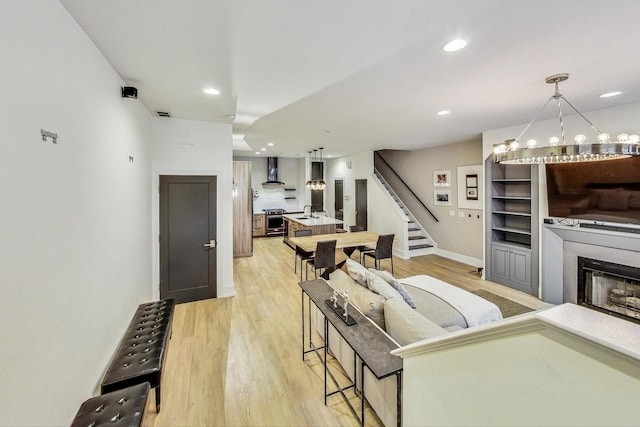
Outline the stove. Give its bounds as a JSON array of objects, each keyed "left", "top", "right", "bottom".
[{"left": 264, "top": 209, "right": 286, "bottom": 236}]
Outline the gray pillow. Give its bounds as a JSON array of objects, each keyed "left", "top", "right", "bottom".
[
  {"left": 368, "top": 268, "right": 417, "bottom": 309},
  {"left": 384, "top": 297, "right": 448, "bottom": 346}
]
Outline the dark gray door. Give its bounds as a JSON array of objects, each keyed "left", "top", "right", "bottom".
[
  {"left": 334, "top": 179, "right": 344, "bottom": 220},
  {"left": 311, "top": 161, "right": 324, "bottom": 212},
  {"left": 159, "top": 175, "right": 217, "bottom": 303},
  {"left": 355, "top": 179, "right": 367, "bottom": 230}
]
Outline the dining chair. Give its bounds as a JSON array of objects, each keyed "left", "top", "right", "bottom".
[
  {"left": 306, "top": 239, "right": 337, "bottom": 280},
  {"left": 294, "top": 229, "right": 314, "bottom": 281},
  {"left": 343, "top": 225, "right": 365, "bottom": 258},
  {"left": 361, "top": 233, "right": 395, "bottom": 275}
]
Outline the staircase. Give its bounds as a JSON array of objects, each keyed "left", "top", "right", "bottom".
[{"left": 373, "top": 169, "right": 435, "bottom": 258}]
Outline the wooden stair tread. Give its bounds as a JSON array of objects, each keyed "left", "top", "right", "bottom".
[{"left": 409, "top": 244, "right": 433, "bottom": 250}]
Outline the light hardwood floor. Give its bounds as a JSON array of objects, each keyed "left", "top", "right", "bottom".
[{"left": 145, "top": 237, "right": 547, "bottom": 427}]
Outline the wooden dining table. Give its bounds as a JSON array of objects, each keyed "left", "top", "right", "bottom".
[{"left": 288, "top": 230, "right": 379, "bottom": 253}]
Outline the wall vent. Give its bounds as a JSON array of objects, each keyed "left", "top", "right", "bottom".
[{"left": 156, "top": 111, "right": 172, "bottom": 117}]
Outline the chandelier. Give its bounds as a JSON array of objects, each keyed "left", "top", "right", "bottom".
[
  {"left": 305, "top": 148, "right": 327, "bottom": 190},
  {"left": 494, "top": 73, "right": 640, "bottom": 164}
]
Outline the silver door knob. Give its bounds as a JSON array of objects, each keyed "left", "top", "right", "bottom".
[{"left": 203, "top": 240, "right": 216, "bottom": 248}]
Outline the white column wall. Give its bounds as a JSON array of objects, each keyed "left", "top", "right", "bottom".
[
  {"left": 0, "top": 2, "right": 152, "bottom": 425},
  {"left": 151, "top": 117, "right": 234, "bottom": 298}
]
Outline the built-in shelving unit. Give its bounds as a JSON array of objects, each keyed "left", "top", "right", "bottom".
[{"left": 485, "top": 159, "right": 539, "bottom": 296}]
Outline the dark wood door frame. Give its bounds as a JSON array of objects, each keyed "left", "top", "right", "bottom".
[
  {"left": 355, "top": 178, "right": 368, "bottom": 230},
  {"left": 334, "top": 178, "right": 344, "bottom": 221}
]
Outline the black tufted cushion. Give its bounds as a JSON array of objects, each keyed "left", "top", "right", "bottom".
[
  {"left": 71, "top": 382, "right": 149, "bottom": 427},
  {"left": 101, "top": 299, "right": 174, "bottom": 411}
]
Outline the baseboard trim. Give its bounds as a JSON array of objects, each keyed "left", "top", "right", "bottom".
[
  {"left": 435, "top": 248, "right": 483, "bottom": 269},
  {"left": 221, "top": 282, "right": 236, "bottom": 298}
]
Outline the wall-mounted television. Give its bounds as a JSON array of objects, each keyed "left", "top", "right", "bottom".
[{"left": 546, "top": 156, "right": 640, "bottom": 225}]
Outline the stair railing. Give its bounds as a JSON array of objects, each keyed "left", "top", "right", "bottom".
[{"left": 374, "top": 151, "right": 439, "bottom": 223}]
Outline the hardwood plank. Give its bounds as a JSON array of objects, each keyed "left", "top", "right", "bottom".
[{"left": 146, "top": 236, "right": 549, "bottom": 427}]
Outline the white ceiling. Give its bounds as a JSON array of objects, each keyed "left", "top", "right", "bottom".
[{"left": 60, "top": 0, "right": 640, "bottom": 159}]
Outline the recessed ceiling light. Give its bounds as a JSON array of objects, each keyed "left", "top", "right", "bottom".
[
  {"left": 437, "top": 110, "right": 451, "bottom": 116},
  {"left": 442, "top": 39, "right": 468, "bottom": 52},
  {"left": 267, "top": 142, "right": 274, "bottom": 146},
  {"left": 599, "top": 91, "right": 622, "bottom": 98},
  {"left": 204, "top": 87, "right": 220, "bottom": 95},
  {"left": 261, "top": 148, "right": 266, "bottom": 151},
  {"left": 255, "top": 151, "right": 260, "bottom": 155}
]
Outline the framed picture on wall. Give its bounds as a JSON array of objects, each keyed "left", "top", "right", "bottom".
[
  {"left": 434, "top": 189, "right": 452, "bottom": 206},
  {"left": 433, "top": 170, "right": 451, "bottom": 187},
  {"left": 457, "top": 165, "right": 482, "bottom": 210}
]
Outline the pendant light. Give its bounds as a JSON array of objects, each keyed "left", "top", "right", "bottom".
[{"left": 305, "top": 148, "right": 327, "bottom": 190}]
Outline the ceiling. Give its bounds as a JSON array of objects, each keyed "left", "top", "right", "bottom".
[{"left": 60, "top": 0, "right": 640, "bottom": 159}]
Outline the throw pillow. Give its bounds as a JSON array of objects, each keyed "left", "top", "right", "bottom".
[
  {"left": 345, "top": 258, "right": 368, "bottom": 286},
  {"left": 384, "top": 297, "right": 448, "bottom": 346},
  {"left": 328, "top": 269, "right": 386, "bottom": 328},
  {"left": 366, "top": 271, "right": 403, "bottom": 301},
  {"left": 368, "top": 268, "right": 417, "bottom": 309}
]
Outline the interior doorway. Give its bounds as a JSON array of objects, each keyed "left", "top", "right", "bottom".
[
  {"left": 334, "top": 179, "right": 344, "bottom": 221},
  {"left": 159, "top": 175, "right": 217, "bottom": 303},
  {"left": 355, "top": 179, "right": 368, "bottom": 230}
]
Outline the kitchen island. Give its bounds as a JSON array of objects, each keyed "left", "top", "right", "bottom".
[{"left": 282, "top": 213, "right": 344, "bottom": 245}]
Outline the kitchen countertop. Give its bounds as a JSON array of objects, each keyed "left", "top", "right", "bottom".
[{"left": 283, "top": 213, "right": 344, "bottom": 226}]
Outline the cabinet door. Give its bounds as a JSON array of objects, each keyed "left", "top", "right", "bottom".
[
  {"left": 509, "top": 248, "right": 531, "bottom": 289},
  {"left": 252, "top": 214, "right": 265, "bottom": 237},
  {"left": 491, "top": 244, "right": 510, "bottom": 282}
]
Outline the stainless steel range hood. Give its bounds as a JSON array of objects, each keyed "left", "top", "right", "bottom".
[{"left": 262, "top": 157, "right": 285, "bottom": 187}]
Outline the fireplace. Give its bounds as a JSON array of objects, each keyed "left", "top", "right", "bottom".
[{"left": 577, "top": 257, "right": 640, "bottom": 323}]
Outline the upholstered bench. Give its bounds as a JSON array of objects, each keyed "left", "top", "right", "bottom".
[
  {"left": 71, "top": 382, "right": 150, "bottom": 427},
  {"left": 101, "top": 299, "right": 175, "bottom": 412}
]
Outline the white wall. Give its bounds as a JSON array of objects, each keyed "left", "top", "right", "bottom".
[
  {"left": 325, "top": 150, "right": 373, "bottom": 229},
  {"left": 152, "top": 117, "right": 234, "bottom": 297},
  {"left": 234, "top": 156, "right": 305, "bottom": 212},
  {"left": 0, "top": 1, "right": 152, "bottom": 425}
]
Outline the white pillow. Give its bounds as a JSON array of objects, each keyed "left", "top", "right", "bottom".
[
  {"left": 367, "top": 268, "right": 417, "bottom": 309},
  {"left": 345, "top": 258, "right": 368, "bottom": 286},
  {"left": 328, "top": 269, "right": 385, "bottom": 328},
  {"left": 366, "top": 271, "right": 403, "bottom": 301},
  {"left": 384, "top": 297, "right": 448, "bottom": 346}
]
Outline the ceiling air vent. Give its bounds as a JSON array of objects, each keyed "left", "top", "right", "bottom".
[{"left": 156, "top": 111, "right": 172, "bottom": 118}]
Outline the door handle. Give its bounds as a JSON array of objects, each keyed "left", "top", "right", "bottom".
[{"left": 203, "top": 240, "right": 216, "bottom": 248}]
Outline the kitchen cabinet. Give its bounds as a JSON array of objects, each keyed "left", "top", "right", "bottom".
[
  {"left": 233, "top": 161, "right": 253, "bottom": 257},
  {"left": 253, "top": 213, "right": 265, "bottom": 237}
]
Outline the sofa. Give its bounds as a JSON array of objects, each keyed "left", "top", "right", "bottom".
[{"left": 314, "top": 259, "right": 503, "bottom": 426}]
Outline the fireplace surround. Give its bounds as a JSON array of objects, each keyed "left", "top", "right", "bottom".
[
  {"left": 577, "top": 257, "right": 640, "bottom": 323},
  {"left": 541, "top": 223, "right": 640, "bottom": 306}
]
